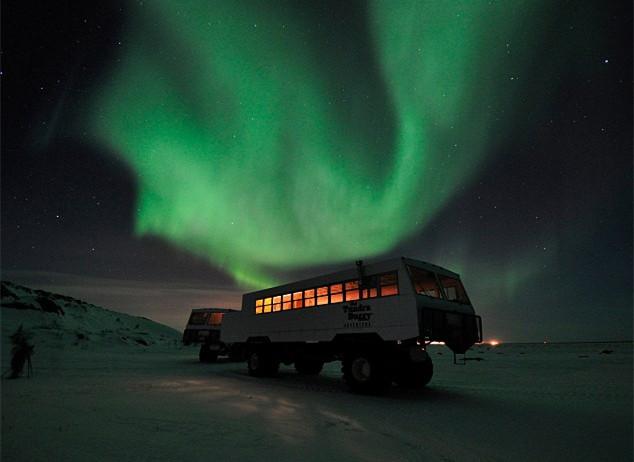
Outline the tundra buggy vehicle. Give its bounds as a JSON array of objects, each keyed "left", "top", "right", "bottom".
[
  {"left": 182, "top": 308, "right": 234, "bottom": 362},
  {"left": 217, "top": 257, "right": 482, "bottom": 393}
]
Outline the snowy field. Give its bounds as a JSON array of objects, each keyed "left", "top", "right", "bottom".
[
  {"left": 1, "top": 283, "right": 632, "bottom": 461},
  {"left": 3, "top": 342, "right": 632, "bottom": 461}
]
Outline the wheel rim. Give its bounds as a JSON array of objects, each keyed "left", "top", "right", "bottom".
[{"left": 351, "top": 357, "right": 371, "bottom": 382}]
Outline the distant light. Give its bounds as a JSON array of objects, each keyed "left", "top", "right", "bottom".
[
  {"left": 415, "top": 339, "right": 444, "bottom": 346},
  {"left": 488, "top": 340, "right": 500, "bottom": 346}
]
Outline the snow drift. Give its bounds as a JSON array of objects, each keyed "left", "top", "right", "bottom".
[{"left": 1, "top": 280, "right": 180, "bottom": 350}]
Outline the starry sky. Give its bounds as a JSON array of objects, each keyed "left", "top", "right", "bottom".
[{"left": 2, "top": 0, "right": 632, "bottom": 342}]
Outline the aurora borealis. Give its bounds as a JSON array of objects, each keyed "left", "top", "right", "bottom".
[
  {"left": 2, "top": 0, "right": 632, "bottom": 341},
  {"left": 91, "top": 1, "right": 549, "bottom": 286}
]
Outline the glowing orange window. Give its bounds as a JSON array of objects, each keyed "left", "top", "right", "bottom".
[
  {"left": 304, "top": 288, "right": 315, "bottom": 307},
  {"left": 381, "top": 285, "right": 399, "bottom": 296},
  {"left": 263, "top": 297, "right": 272, "bottom": 313},
  {"left": 361, "top": 288, "right": 377, "bottom": 299},
  {"left": 330, "top": 283, "right": 343, "bottom": 303},
  {"left": 380, "top": 273, "right": 399, "bottom": 297},
  {"left": 317, "top": 286, "right": 329, "bottom": 305},
  {"left": 255, "top": 299, "right": 263, "bottom": 314},
  {"left": 208, "top": 313, "right": 224, "bottom": 325},
  {"left": 272, "top": 295, "right": 282, "bottom": 312},
  {"left": 293, "top": 291, "right": 303, "bottom": 309},
  {"left": 345, "top": 281, "right": 360, "bottom": 301},
  {"left": 282, "top": 293, "right": 292, "bottom": 310}
]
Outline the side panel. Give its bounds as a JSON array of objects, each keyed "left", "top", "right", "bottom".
[
  {"left": 221, "top": 310, "right": 249, "bottom": 343},
  {"left": 221, "top": 259, "right": 480, "bottom": 347},
  {"left": 221, "top": 293, "right": 419, "bottom": 343}
]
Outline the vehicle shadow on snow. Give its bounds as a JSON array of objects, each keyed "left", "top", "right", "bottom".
[
  {"left": 195, "top": 363, "right": 470, "bottom": 403},
  {"left": 174, "top": 356, "right": 236, "bottom": 366},
  {"left": 215, "top": 367, "right": 349, "bottom": 393},
  {"left": 385, "top": 385, "right": 470, "bottom": 403}
]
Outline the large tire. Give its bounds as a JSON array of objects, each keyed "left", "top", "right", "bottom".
[
  {"left": 394, "top": 358, "right": 434, "bottom": 388},
  {"left": 247, "top": 350, "right": 279, "bottom": 377},
  {"left": 342, "top": 352, "right": 391, "bottom": 394},
  {"left": 199, "top": 345, "right": 218, "bottom": 363},
  {"left": 294, "top": 359, "right": 324, "bottom": 375}
]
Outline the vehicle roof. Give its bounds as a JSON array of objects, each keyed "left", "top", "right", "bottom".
[
  {"left": 189, "top": 307, "right": 235, "bottom": 313},
  {"left": 401, "top": 257, "right": 460, "bottom": 278},
  {"left": 244, "top": 256, "right": 461, "bottom": 297}
]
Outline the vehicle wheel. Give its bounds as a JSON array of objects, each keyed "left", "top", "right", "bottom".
[
  {"left": 199, "top": 345, "right": 218, "bottom": 363},
  {"left": 294, "top": 358, "right": 324, "bottom": 375},
  {"left": 247, "top": 350, "right": 279, "bottom": 377},
  {"left": 394, "top": 358, "right": 433, "bottom": 388},
  {"left": 342, "top": 352, "right": 390, "bottom": 394}
]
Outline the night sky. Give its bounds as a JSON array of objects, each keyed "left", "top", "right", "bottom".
[{"left": 2, "top": 1, "right": 632, "bottom": 342}]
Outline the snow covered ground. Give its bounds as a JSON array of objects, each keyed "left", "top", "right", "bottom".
[{"left": 2, "top": 283, "right": 632, "bottom": 461}]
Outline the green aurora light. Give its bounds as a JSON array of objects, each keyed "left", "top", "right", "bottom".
[{"left": 92, "top": 1, "right": 548, "bottom": 287}]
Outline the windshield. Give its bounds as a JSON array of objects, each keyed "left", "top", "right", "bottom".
[
  {"left": 207, "top": 313, "right": 224, "bottom": 326},
  {"left": 438, "top": 275, "right": 470, "bottom": 304},
  {"left": 408, "top": 266, "right": 442, "bottom": 299}
]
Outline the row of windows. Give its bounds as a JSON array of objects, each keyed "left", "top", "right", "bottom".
[{"left": 255, "top": 272, "right": 399, "bottom": 314}]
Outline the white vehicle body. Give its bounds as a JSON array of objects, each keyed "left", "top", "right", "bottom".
[
  {"left": 218, "top": 257, "right": 481, "bottom": 392},
  {"left": 222, "top": 257, "right": 480, "bottom": 351}
]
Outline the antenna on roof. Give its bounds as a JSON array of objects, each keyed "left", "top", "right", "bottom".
[{"left": 356, "top": 260, "right": 366, "bottom": 287}]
